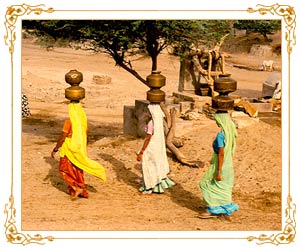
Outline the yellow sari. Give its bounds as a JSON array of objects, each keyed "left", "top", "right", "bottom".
[{"left": 60, "top": 102, "right": 106, "bottom": 181}]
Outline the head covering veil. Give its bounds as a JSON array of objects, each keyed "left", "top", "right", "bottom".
[{"left": 214, "top": 112, "right": 238, "bottom": 156}]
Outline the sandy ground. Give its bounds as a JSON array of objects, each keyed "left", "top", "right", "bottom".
[{"left": 21, "top": 37, "right": 282, "bottom": 232}]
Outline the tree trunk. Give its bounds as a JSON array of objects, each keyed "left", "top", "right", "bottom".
[
  {"left": 117, "top": 61, "right": 148, "bottom": 86},
  {"left": 160, "top": 102, "right": 204, "bottom": 168},
  {"left": 263, "top": 33, "right": 271, "bottom": 42},
  {"left": 151, "top": 54, "right": 158, "bottom": 71},
  {"left": 227, "top": 20, "right": 235, "bottom": 36}
]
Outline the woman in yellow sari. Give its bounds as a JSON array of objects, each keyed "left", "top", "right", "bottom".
[{"left": 51, "top": 101, "right": 106, "bottom": 200}]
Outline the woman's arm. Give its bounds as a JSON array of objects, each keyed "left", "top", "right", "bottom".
[
  {"left": 137, "top": 134, "right": 152, "bottom": 161},
  {"left": 216, "top": 147, "right": 224, "bottom": 181},
  {"left": 51, "top": 132, "right": 68, "bottom": 158}
]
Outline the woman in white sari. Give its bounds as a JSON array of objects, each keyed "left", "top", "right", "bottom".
[{"left": 137, "top": 103, "right": 175, "bottom": 194}]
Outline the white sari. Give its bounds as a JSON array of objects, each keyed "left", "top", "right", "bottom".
[{"left": 141, "top": 104, "right": 170, "bottom": 189}]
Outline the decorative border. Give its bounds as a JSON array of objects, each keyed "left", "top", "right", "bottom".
[
  {"left": 247, "top": 3, "right": 296, "bottom": 245},
  {"left": 2, "top": 2, "right": 296, "bottom": 246},
  {"left": 4, "top": 4, "right": 54, "bottom": 54},
  {"left": 4, "top": 196, "right": 54, "bottom": 245},
  {"left": 247, "top": 196, "right": 296, "bottom": 245},
  {"left": 248, "top": 3, "right": 296, "bottom": 54}
]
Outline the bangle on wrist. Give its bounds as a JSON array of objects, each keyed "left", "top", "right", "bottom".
[
  {"left": 53, "top": 148, "right": 58, "bottom": 152},
  {"left": 217, "top": 170, "right": 222, "bottom": 174}
]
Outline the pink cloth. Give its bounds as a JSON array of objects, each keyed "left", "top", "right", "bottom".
[{"left": 145, "top": 120, "right": 154, "bottom": 135}]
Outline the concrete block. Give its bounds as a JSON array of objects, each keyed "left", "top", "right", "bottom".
[
  {"left": 262, "top": 83, "right": 276, "bottom": 98},
  {"left": 135, "top": 100, "right": 150, "bottom": 138},
  {"left": 240, "top": 97, "right": 273, "bottom": 113},
  {"left": 251, "top": 102, "right": 273, "bottom": 112},
  {"left": 135, "top": 99, "right": 150, "bottom": 109},
  {"left": 123, "top": 106, "right": 137, "bottom": 136}
]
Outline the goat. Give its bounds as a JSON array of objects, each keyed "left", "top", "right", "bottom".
[{"left": 261, "top": 60, "right": 274, "bottom": 72}]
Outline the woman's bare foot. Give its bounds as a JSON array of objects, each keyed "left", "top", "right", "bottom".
[
  {"left": 198, "top": 211, "right": 217, "bottom": 219},
  {"left": 71, "top": 188, "right": 83, "bottom": 200}
]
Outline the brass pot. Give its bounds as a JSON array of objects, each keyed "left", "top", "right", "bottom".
[
  {"left": 146, "top": 71, "right": 166, "bottom": 88},
  {"left": 147, "top": 89, "right": 165, "bottom": 103},
  {"left": 65, "top": 86, "right": 85, "bottom": 101},
  {"left": 214, "top": 74, "right": 237, "bottom": 95},
  {"left": 212, "top": 95, "right": 234, "bottom": 111},
  {"left": 65, "top": 69, "right": 83, "bottom": 86}
]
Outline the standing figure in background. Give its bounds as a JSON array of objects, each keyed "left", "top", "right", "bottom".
[
  {"left": 22, "top": 94, "right": 30, "bottom": 118},
  {"left": 137, "top": 103, "right": 175, "bottom": 195},
  {"left": 51, "top": 101, "right": 106, "bottom": 200},
  {"left": 199, "top": 111, "right": 238, "bottom": 218}
]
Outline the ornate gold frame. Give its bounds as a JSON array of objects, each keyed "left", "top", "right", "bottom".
[{"left": 2, "top": 2, "right": 296, "bottom": 247}]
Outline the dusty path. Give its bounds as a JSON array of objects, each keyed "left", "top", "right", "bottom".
[{"left": 21, "top": 38, "right": 282, "bottom": 231}]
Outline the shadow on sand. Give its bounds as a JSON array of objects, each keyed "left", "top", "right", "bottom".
[
  {"left": 99, "top": 152, "right": 205, "bottom": 214},
  {"left": 43, "top": 156, "right": 98, "bottom": 195}
]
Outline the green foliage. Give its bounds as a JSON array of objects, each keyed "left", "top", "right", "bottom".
[
  {"left": 233, "top": 20, "right": 281, "bottom": 41},
  {"left": 194, "top": 20, "right": 232, "bottom": 44}
]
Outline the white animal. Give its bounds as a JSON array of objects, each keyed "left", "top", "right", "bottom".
[{"left": 262, "top": 60, "right": 274, "bottom": 71}]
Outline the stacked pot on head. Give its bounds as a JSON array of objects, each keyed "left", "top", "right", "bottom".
[
  {"left": 146, "top": 71, "right": 166, "bottom": 103},
  {"left": 64, "top": 69, "right": 85, "bottom": 102},
  {"left": 212, "top": 74, "right": 237, "bottom": 111}
]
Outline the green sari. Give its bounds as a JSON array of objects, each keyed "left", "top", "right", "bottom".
[{"left": 199, "top": 113, "right": 238, "bottom": 215}]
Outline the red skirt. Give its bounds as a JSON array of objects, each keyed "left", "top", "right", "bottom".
[{"left": 59, "top": 156, "right": 89, "bottom": 198}]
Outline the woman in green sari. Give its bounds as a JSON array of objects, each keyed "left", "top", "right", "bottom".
[{"left": 199, "top": 111, "right": 238, "bottom": 218}]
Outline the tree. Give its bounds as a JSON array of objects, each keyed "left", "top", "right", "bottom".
[
  {"left": 23, "top": 20, "right": 230, "bottom": 85},
  {"left": 233, "top": 20, "right": 281, "bottom": 41}
]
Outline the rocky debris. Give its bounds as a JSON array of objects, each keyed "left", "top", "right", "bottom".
[
  {"left": 250, "top": 44, "right": 274, "bottom": 57},
  {"left": 180, "top": 108, "right": 209, "bottom": 121},
  {"left": 267, "top": 98, "right": 281, "bottom": 112},
  {"left": 234, "top": 100, "right": 258, "bottom": 118},
  {"left": 235, "top": 97, "right": 281, "bottom": 114},
  {"left": 180, "top": 110, "right": 203, "bottom": 120},
  {"left": 68, "top": 40, "right": 97, "bottom": 51},
  {"left": 232, "top": 115, "right": 260, "bottom": 129},
  {"left": 92, "top": 74, "right": 112, "bottom": 85},
  {"left": 202, "top": 104, "right": 216, "bottom": 120}
]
